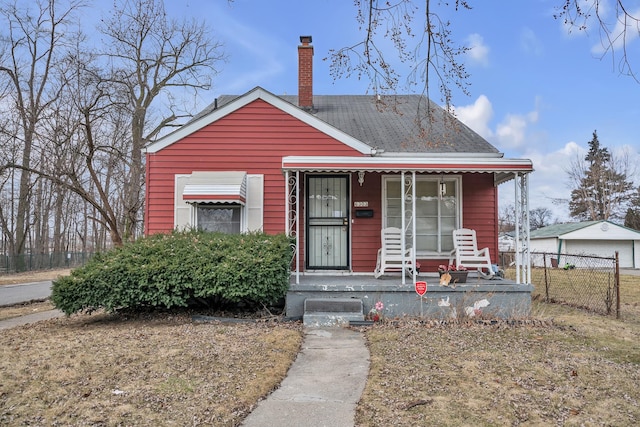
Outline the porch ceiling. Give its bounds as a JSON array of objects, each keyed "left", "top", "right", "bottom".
[{"left": 282, "top": 155, "right": 533, "bottom": 185}]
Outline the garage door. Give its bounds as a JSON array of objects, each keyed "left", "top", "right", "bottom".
[{"left": 565, "top": 240, "right": 633, "bottom": 268}]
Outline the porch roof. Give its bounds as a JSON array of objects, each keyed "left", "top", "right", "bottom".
[{"left": 281, "top": 155, "right": 533, "bottom": 185}]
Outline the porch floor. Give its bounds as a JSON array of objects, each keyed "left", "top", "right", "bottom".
[{"left": 286, "top": 272, "right": 534, "bottom": 320}]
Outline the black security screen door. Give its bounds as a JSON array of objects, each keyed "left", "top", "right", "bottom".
[{"left": 306, "top": 175, "right": 349, "bottom": 269}]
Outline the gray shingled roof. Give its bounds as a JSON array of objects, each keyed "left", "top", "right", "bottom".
[{"left": 197, "top": 92, "right": 500, "bottom": 155}]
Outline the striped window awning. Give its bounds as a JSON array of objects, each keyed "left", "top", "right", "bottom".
[{"left": 182, "top": 171, "right": 247, "bottom": 205}]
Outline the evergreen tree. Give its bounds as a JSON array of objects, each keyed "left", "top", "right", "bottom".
[
  {"left": 568, "top": 131, "right": 634, "bottom": 221},
  {"left": 624, "top": 188, "right": 640, "bottom": 230}
]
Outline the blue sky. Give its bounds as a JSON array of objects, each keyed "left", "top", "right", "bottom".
[{"left": 160, "top": 0, "right": 640, "bottom": 222}]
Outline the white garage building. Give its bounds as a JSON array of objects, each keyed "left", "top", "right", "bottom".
[{"left": 529, "top": 220, "right": 640, "bottom": 269}]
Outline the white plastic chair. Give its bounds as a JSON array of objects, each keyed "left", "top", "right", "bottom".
[
  {"left": 449, "top": 228, "right": 495, "bottom": 279},
  {"left": 374, "top": 227, "right": 419, "bottom": 278}
]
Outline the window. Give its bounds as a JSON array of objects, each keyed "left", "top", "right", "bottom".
[
  {"left": 383, "top": 175, "right": 461, "bottom": 255},
  {"left": 196, "top": 204, "right": 241, "bottom": 234},
  {"left": 174, "top": 173, "right": 264, "bottom": 233}
]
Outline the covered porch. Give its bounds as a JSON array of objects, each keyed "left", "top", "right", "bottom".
[{"left": 282, "top": 155, "right": 534, "bottom": 321}]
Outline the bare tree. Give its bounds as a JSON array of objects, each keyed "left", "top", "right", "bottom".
[
  {"left": 555, "top": 0, "right": 640, "bottom": 83},
  {"left": 30, "top": 37, "right": 135, "bottom": 248},
  {"left": 0, "top": 0, "right": 82, "bottom": 264},
  {"left": 331, "top": 0, "right": 640, "bottom": 112},
  {"left": 501, "top": 204, "right": 554, "bottom": 231},
  {"left": 329, "top": 0, "right": 470, "bottom": 112},
  {"left": 1, "top": 0, "right": 226, "bottom": 252},
  {"left": 498, "top": 204, "right": 515, "bottom": 233},
  {"left": 99, "top": 0, "right": 225, "bottom": 241},
  {"left": 529, "top": 207, "right": 554, "bottom": 230}
]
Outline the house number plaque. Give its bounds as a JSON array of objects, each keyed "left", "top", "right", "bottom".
[{"left": 353, "top": 201, "right": 368, "bottom": 207}]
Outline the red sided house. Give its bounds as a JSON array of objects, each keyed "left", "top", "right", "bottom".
[{"left": 144, "top": 36, "right": 534, "bottom": 321}]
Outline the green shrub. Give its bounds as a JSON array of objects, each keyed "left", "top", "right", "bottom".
[{"left": 51, "top": 230, "right": 294, "bottom": 315}]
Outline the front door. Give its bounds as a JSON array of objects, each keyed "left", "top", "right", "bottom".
[{"left": 306, "top": 175, "right": 349, "bottom": 269}]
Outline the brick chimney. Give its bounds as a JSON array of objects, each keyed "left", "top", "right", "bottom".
[{"left": 298, "top": 35, "right": 313, "bottom": 110}]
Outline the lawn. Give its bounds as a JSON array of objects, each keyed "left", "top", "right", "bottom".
[
  {"left": 356, "top": 273, "right": 640, "bottom": 426},
  {"left": 1, "top": 270, "right": 639, "bottom": 426},
  {"left": 0, "top": 311, "right": 303, "bottom": 426}
]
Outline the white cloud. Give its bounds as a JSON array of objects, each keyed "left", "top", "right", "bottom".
[
  {"left": 499, "top": 142, "right": 583, "bottom": 222},
  {"left": 558, "top": 141, "right": 584, "bottom": 157},
  {"left": 455, "top": 95, "right": 576, "bottom": 221},
  {"left": 453, "top": 95, "right": 494, "bottom": 139},
  {"left": 520, "top": 27, "right": 543, "bottom": 56},
  {"left": 465, "top": 33, "right": 490, "bottom": 66},
  {"left": 494, "top": 108, "right": 539, "bottom": 151}
]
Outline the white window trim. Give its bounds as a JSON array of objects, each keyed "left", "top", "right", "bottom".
[
  {"left": 382, "top": 174, "right": 463, "bottom": 258},
  {"left": 174, "top": 173, "right": 264, "bottom": 233}
]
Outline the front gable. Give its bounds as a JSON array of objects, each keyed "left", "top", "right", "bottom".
[
  {"left": 145, "top": 93, "right": 368, "bottom": 235},
  {"left": 145, "top": 86, "right": 373, "bottom": 155}
]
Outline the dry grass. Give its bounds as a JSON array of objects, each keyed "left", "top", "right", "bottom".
[
  {"left": 0, "top": 312, "right": 302, "bottom": 426},
  {"left": 0, "top": 300, "right": 56, "bottom": 321},
  {"left": 356, "top": 273, "right": 640, "bottom": 426},
  {"left": 0, "top": 268, "right": 71, "bottom": 286},
  {"left": 1, "top": 269, "right": 639, "bottom": 425}
]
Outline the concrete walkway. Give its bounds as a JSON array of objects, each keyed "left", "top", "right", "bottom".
[
  {"left": 0, "top": 309, "right": 64, "bottom": 330},
  {"left": 241, "top": 327, "right": 370, "bottom": 427}
]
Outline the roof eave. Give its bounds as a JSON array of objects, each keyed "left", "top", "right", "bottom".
[{"left": 281, "top": 155, "right": 533, "bottom": 177}]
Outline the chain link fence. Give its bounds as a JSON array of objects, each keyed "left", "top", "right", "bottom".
[
  {"left": 0, "top": 252, "right": 94, "bottom": 274},
  {"left": 500, "top": 251, "right": 620, "bottom": 318}
]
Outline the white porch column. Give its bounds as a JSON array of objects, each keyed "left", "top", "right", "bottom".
[
  {"left": 401, "top": 171, "right": 406, "bottom": 285},
  {"left": 286, "top": 171, "right": 300, "bottom": 284},
  {"left": 513, "top": 172, "right": 531, "bottom": 284},
  {"left": 400, "top": 171, "right": 416, "bottom": 285},
  {"left": 411, "top": 171, "right": 417, "bottom": 283}
]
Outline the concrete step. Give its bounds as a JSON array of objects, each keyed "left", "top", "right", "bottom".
[{"left": 303, "top": 297, "right": 364, "bottom": 327}]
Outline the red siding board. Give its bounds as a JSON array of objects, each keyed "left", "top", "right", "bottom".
[
  {"left": 350, "top": 173, "right": 382, "bottom": 272},
  {"left": 147, "top": 101, "right": 500, "bottom": 271},
  {"left": 146, "top": 99, "right": 363, "bottom": 237},
  {"left": 461, "top": 173, "right": 498, "bottom": 263}
]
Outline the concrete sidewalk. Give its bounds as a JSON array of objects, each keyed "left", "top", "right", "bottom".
[
  {"left": 241, "top": 327, "right": 370, "bottom": 427},
  {"left": 0, "top": 309, "right": 64, "bottom": 330}
]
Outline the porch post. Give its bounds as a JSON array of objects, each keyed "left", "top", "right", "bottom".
[
  {"left": 514, "top": 173, "right": 520, "bottom": 284},
  {"left": 286, "top": 170, "right": 300, "bottom": 284},
  {"left": 513, "top": 172, "right": 531, "bottom": 285},
  {"left": 412, "top": 171, "right": 417, "bottom": 283},
  {"left": 521, "top": 173, "right": 531, "bottom": 284},
  {"left": 401, "top": 171, "right": 406, "bottom": 285},
  {"left": 400, "top": 171, "right": 416, "bottom": 285}
]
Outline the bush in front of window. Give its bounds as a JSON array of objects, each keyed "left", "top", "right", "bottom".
[{"left": 51, "top": 230, "right": 294, "bottom": 315}]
